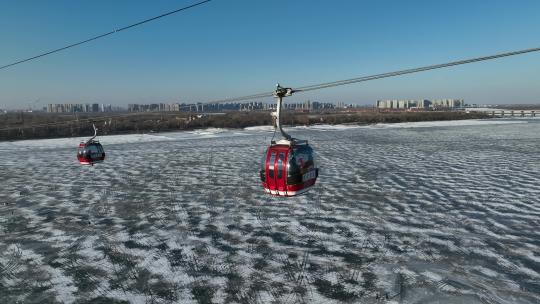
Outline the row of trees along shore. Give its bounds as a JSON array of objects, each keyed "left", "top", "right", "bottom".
[{"left": 0, "top": 110, "right": 489, "bottom": 141}]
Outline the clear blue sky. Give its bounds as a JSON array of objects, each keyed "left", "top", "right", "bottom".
[{"left": 1, "top": 0, "right": 539, "bottom": 109}]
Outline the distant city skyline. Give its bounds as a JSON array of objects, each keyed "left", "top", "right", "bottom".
[
  {"left": 1, "top": 0, "right": 540, "bottom": 109},
  {"left": 39, "top": 97, "right": 471, "bottom": 114}
]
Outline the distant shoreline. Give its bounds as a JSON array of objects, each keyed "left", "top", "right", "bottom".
[{"left": 0, "top": 111, "right": 491, "bottom": 142}]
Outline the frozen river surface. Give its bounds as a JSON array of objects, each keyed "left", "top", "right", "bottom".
[{"left": 1, "top": 119, "right": 539, "bottom": 303}]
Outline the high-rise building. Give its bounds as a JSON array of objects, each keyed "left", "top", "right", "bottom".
[
  {"left": 376, "top": 98, "right": 463, "bottom": 109},
  {"left": 432, "top": 99, "right": 464, "bottom": 108}
]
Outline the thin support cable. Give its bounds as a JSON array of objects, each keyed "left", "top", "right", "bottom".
[{"left": 0, "top": 0, "right": 212, "bottom": 71}]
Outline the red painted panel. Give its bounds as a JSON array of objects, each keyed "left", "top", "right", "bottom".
[
  {"left": 265, "top": 149, "right": 276, "bottom": 191},
  {"left": 276, "top": 150, "right": 288, "bottom": 193}
]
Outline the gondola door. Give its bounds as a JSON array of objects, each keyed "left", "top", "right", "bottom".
[
  {"left": 275, "top": 150, "right": 288, "bottom": 195},
  {"left": 265, "top": 146, "right": 289, "bottom": 195},
  {"left": 265, "top": 150, "right": 277, "bottom": 194}
]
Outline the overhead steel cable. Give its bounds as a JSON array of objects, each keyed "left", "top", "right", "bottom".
[
  {"left": 204, "top": 91, "right": 275, "bottom": 104},
  {"left": 1, "top": 46, "right": 539, "bottom": 132},
  {"left": 293, "top": 47, "right": 540, "bottom": 92},
  {"left": 0, "top": 0, "right": 212, "bottom": 71},
  {"left": 197, "top": 46, "right": 540, "bottom": 104},
  {"left": 0, "top": 113, "right": 141, "bottom": 131}
]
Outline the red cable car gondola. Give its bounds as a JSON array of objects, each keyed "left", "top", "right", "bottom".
[
  {"left": 77, "top": 124, "right": 105, "bottom": 165},
  {"left": 260, "top": 85, "right": 319, "bottom": 196}
]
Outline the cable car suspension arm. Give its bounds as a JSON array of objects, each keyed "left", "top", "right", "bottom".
[
  {"left": 273, "top": 84, "right": 297, "bottom": 141},
  {"left": 87, "top": 124, "right": 98, "bottom": 143}
]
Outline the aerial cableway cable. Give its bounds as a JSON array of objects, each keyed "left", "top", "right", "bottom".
[
  {"left": 0, "top": 113, "right": 141, "bottom": 131},
  {"left": 205, "top": 46, "right": 540, "bottom": 101},
  {"left": 1, "top": 46, "right": 539, "bottom": 132},
  {"left": 293, "top": 47, "right": 540, "bottom": 92},
  {"left": 0, "top": 0, "right": 212, "bottom": 71}
]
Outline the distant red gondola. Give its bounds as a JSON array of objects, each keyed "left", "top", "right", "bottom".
[
  {"left": 77, "top": 124, "right": 105, "bottom": 165},
  {"left": 260, "top": 85, "right": 318, "bottom": 196}
]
